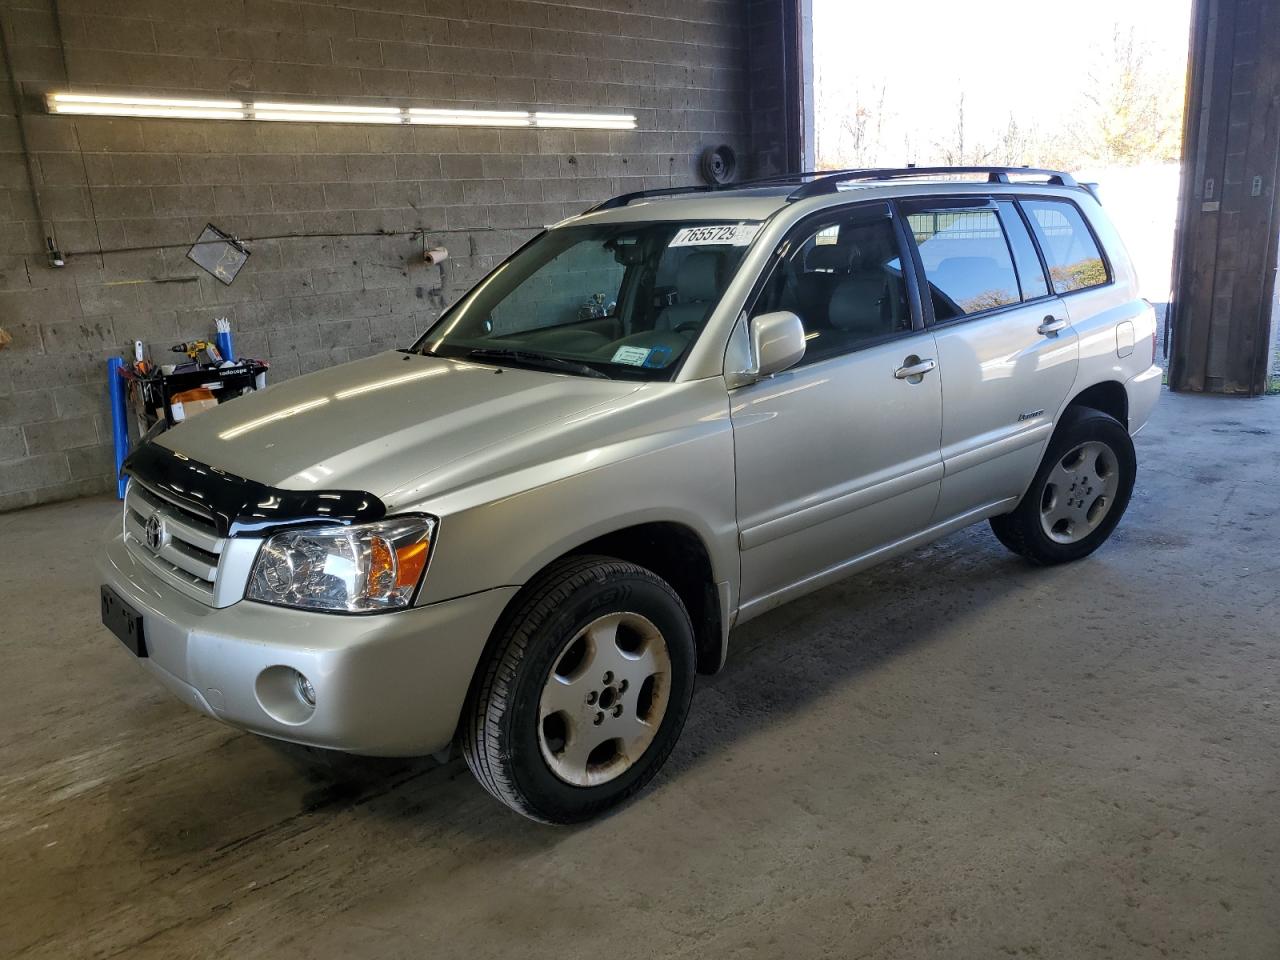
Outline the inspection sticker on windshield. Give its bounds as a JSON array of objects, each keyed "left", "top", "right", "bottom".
[
  {"left": 669, "top": 223, "right": 760, "bottom": 247},
  {"left": 611, "top": 345, "right": 652, "bottom": 366}
]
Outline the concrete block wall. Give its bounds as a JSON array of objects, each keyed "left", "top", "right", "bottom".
[{"left": 0, "top": 0, "right": 760, "bottom": 511}]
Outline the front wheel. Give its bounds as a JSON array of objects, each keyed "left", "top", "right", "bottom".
[
  {"left": 990, "top": 407, "right": 1136, "bottom": 566},
  {"left": 462, "top": 556, "right": 696, "bottom": 823}
]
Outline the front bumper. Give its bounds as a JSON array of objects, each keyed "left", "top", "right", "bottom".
[{"left": 99, "top": 533, "right": 517, "bottom": 756}]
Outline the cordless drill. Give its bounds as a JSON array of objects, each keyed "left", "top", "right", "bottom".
[{"left": 170, "top": 340, "right": 223, "bottom": 363}]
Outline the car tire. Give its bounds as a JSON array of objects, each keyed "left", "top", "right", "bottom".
[
  {"left": 990, "top": 406, "right": 1136, "bottom": 566},
  {"left": 461, "top": 555, "right": 696, "bottom": 823}
]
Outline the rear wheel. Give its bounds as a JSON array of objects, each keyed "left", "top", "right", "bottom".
[
  {"left": 462, "top": 556, "right": 696, "bottom": 823},
  {"left": 990, "top": 407, "right": 1136, "bottom": 565}
]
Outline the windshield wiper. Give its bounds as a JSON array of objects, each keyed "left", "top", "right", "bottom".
[{"left": 463, "top": 347, "right": 611, "bottom": 380}]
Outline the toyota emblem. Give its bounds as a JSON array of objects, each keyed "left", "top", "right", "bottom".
[{"left": 144, "top": 512, "right": 167, "bottom": 552}]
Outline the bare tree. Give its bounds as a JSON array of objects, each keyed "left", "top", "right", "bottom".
[
  {"left": 901, "top": 130, "right": 918, "bottom": 167},
  {"left": 945, "top": 92, "right": 968, "bottom": 165},
  {"left": 841, "top": 84, "right": 887, "bottom": 167},
  {"left": 1074, "top": 25, "right": 1184, "bottom": 165},
  {"left": 933, "top": 92, "right": 995, "bottom": 166},
  {"left": 991, "top": 113, "right": 1036, "bottom": 166},
  {"left": 813, "top": 18, "right": 1186, "bottom": 174},
  {"left": 815, "top": 67, "right": 890, "bottom": 168}
]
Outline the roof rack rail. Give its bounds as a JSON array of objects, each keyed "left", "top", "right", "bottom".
[
  {"left": 583, "top": 165, "right": 1079, "bottom": 214},
  {"left": 583, "top": 168, "right": 840, "bottom": 213},
  {"left": 586, "top": 184, "right": 709, "bottom": 213},
  {"left": 786, "top": 166, "right": 1078, "bottom": 200}
]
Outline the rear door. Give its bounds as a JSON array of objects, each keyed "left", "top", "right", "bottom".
[
  {"left": 899, "top": 197, "right": 1079, "bottom": 522},
  {"left": 730, "top": 203, "right": 944, "bottom": 611}
]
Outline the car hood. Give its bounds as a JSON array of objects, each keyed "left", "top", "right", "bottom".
[{"left": 157, "top": 351, "right": 642, "bottom": 505}]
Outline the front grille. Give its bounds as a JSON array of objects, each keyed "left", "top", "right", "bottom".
[{"left": 123, "top": 479, "right": 225, "bottom": 604}]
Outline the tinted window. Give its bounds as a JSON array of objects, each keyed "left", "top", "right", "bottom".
[
  {"left": 996, "top": 200, "right": 1050, "bottom": 300},
  {"left": 1021, "top": 199, "right": 1109, "bottom": 293},
  {"left": 753, "top": 213, "right": 911, "bottom": 365},
  {"left": 908, "top": 206, "right": 1021, "bottom": 320}
]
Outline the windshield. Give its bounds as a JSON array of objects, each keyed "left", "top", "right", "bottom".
[{"left": 414, "top": 220, "right": 761, "bottom": 380}]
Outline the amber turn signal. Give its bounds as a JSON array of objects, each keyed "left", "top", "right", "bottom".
[{"left": 394, "top": 540, "right": 430, "bottom": 592}]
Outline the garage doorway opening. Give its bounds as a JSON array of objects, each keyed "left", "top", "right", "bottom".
[{"left": 811, "top": 0, "right": 1193, "bottom": 315}]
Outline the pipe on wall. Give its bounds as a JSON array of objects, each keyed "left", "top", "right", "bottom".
[{"left": 0, "top": 9, "right": 59, "bottom": 263}]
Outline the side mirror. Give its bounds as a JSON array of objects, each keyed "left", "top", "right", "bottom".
[{"left": 751, "top": 311, "right": 806, "bottom": 378}]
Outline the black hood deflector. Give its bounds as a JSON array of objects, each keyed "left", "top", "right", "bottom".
[{"left": 122, "top": 441, "right": 387, "bottom": 538}]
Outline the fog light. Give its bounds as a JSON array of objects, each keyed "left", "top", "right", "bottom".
[
  {"left": 255, "top": 665, "right": 316, "bottom": 724},
  {"left": 296, "top": 672, "right": 316, "bottom": 706}
]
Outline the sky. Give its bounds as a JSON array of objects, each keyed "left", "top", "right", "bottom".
[{"left": 812, "top": 0, "right": 1195, "bottom": 167}]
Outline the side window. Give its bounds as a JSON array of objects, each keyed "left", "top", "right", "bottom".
[
  {"left": 753, "top": 213, "right": 911, "bottom": 366},
  {"left": 996, "top": 200, "right": 1050, "bottom": 301},
  {"left": 907, "top": 205, "right": 1020, "bottom": 321},
  {"left": 490, "top": 241, "right": 625, "bottom": 335},
  {"left": 1020, "top": 199, "right": 1109, "bottom": 294}
]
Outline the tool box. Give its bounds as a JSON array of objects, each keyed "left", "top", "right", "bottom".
[
  {"left": 136, "top": 359, "right": 270, "bottom": 426},
  {"left": 108, "top": 323, "right": 270, "bottom": 497}
]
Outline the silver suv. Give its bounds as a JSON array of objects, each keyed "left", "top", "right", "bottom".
[{"left": 99, "top": 166, "right": 1162, "bottom": 822}]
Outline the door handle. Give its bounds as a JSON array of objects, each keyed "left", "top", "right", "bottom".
[
  {"left": 893, "top": 357, "right": 936, "bottom": 380},
  {"left": 1038, "top": 316, "right": 1068, "bottom": 336}
]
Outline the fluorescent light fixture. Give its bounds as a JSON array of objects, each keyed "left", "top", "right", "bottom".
[
  {"left": 534, "top": 111, "right": 636, "bottom": 130},
  {"left": 254, "top": 111, "right": 404, "bottom": 124},
  {"left": 408, "top": 108, "right": 530, "bottom": 127},
  {"left": 46, "top": 93, "right": 638, "bottom": 130},
  {"left": 51, "top": 93, "right": 242, "bottom": 108},
  {"left": 252, "top": 100, "right": 404, "bottom": 124},
  {"left": 253, "top": 101, "right": 399, "bottom": 114},
  {"left": 48, "top": 93, "right": 244, "bottom": 120},
  {"left": 51, "top": 105, "right": 245, "bottom": 119}
]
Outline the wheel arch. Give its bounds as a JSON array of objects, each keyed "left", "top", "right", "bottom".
[
  {"left": 563, "top": 521, "right": 725, "bottom": 676},
  {"left": 1064, "top": 379, "right": 1128, "bottom": 429},
  {"left": 457, "top": 519, "right": 727, "bottom": 749}
]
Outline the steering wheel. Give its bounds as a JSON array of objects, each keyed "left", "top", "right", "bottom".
[{"left": 673, "top": 320, "right": 702, "bottom": 335}]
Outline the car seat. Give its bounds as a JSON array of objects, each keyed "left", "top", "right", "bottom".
[{"left": 655, "top": 252, "right": 724, "bottom": 332}]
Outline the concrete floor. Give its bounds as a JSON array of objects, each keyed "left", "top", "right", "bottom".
[{"left": 2, "top": 389, "right": 1278, "bottom": 959}]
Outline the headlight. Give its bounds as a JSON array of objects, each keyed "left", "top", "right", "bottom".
[{"left": 246, "top": 516, "right": 435, "bottom": 613}]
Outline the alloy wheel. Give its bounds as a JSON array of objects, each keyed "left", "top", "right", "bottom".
[
  {"left": 1038, "top": 440, "right": 1121, "bottom": 544},
  {"left": 537, "top": 612, "right": 672, "bottom": 788}
]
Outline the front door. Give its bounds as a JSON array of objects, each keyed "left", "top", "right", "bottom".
[{"left": 730, "top": 204, "right": 944, "bottom": 612}]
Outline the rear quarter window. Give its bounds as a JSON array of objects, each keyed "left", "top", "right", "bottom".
[{"left": 1021, "top": 199, "right": 1110, "bottom": 294}]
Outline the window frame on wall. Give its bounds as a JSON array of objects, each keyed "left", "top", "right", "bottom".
[
  {"left": 1016, "top": 195, "right": 1114, "bottom": 297},
  {"left": 741, "top": 200, "right": 927, "bottom": 369}
]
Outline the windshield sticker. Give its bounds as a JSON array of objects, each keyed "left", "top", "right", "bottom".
[
  {"left": 669, "top": 224, "right": 761, "bottom": 248},
  {"left": 611, "top": 345, "right": 652, "bottom": 366},
  {"left": 642, "top": 344, "right": 674, "bottom": 368}
]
